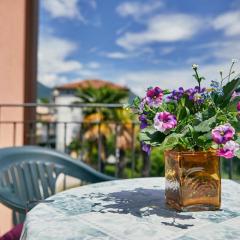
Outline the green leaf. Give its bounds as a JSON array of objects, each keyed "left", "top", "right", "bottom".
[
  {"left": 235, "top": 150, "right": 240, "bottom": 159},
  {"left": 163, "top": 89, "right": 171, "bottom": 94},
  {"left": 220, "top": 78, "right": 240, "bottom": 108},
  {"left": 231, "top": 119, "right": 240, "bottom": 132},
  {"left": 159, "top": 133, "right": 184, "bottom": 151},
  {"left": 177, "top": 106, "right": 190, "bottom": 120},
  {"left": 194, "top": 116, "right": 216, "bottom": 132},
  {"left": 228, "top": 96, "right": 240, "bottom": 112},
  {"left": 235, "top": 137, "right": 240, "bottom": 145},
  {"left": 196, "top": 132, "right": 212, "bottom": 150},
  {"left": 139, "top": 127, "right": 165, "bottom": 146},
  {"left": 133, "top": 96, "right": 141, "bottom": 105},
  {"left": 201, "top": 107, "right": 216, "bottom": 120},
  {"left": 211, "top": 143, "right": 218, "bottom": 149}
]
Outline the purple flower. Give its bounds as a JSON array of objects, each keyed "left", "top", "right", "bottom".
[
  {"left": 237, "top": 101, "right": 240, "bottom": 111},
  {"left": 139, "top": 97, "right": 147, "bottom": 113},
  {"left": 211, "top": 123, "right": 235, "bottom": 144},
  {"left": 186, "top": 86, "right": 206, "bottom": 104},
  {"left": 167, "top": 87, "right": 185, "bottom": 101},
  {"left": 141, "top": 142, "right": 151, "bottom": 155},
  {"left": 217, "top": 140, "right": 240, "bottom": 159},
  {"left": 145, "top": 87, "right": 163, "bottom": 107},
  {"left": 154, "top": 112, "right": 177, "bottom": 132},
  {"left": 231, "top": 91, "right": 240, "bottom": 101},
  {"left": 139, "top": 114, "right": 148, "bottom": 129}
]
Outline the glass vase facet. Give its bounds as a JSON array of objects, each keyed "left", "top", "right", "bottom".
[{"left": 165, "top": 151, "right": 221, "bottom": 211}]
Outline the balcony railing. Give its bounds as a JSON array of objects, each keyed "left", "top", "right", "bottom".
[
  {"left": 0, "top": 103, "right": 152, "bottom": 178},
  {"left": 0, "top": 103, "right": 238, "bottom": 179}
]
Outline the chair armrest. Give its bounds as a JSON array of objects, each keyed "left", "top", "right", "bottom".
[{"left": 0, "top": 187, "right": 26, "bottom": 213}]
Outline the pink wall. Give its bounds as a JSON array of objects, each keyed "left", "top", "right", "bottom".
[
  {"left": 0, "top": 0, "right": 38, "bottom": 234},
  {"left": 0, "top": 0, "right": 26, "bottom": 147}
]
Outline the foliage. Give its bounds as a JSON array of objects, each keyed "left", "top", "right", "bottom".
[
  {"left": 132, "top": 62, "right": 240, "bottom": 159},
  {"left": 75, "top": 86, "right": 128, "bottom": 117},
  {"left": 74, "top": 85, "right": 137, "bottom": 175},
  {"left": 68, "top": 138, "right": 81, "bottom": 152},
  {"left": 39, "top": 97, "right": 50, "bottom": 104},
  {"left": 150, "top": 148, "right": 165, "bottom": 176}
]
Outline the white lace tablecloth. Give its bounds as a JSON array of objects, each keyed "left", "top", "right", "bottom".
[{"left": 20, "top": 178, "right": 240, "bottom": 240}]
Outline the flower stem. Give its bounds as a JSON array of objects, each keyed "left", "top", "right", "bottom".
[
  {"left": 220, "top": 71, "right": 224, "bottom": 87},
  {"left": 228, "top": 62, "right": 235, "bottom": 82},
  {"left": 194, "top": 68, "right": 201, "bottom": 88}
]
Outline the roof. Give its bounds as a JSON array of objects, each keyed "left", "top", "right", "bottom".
[{"left": 55, "top": 79, "right": 129, "bottom": 91}]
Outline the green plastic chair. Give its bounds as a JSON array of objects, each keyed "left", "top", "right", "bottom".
[{"left": 0, "top": 146, "right": 115, "bottom": 224}]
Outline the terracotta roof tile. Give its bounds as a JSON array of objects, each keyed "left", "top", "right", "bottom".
[{"left": 55, "top": 79, "right": 128, "bottom": 91}]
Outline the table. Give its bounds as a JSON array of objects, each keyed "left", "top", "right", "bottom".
[{"left": 21, "top": 178, "right": 240, "bottom": 240}]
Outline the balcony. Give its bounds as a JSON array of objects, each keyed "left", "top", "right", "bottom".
[{"left": 0, "top": 103, "right": 155, "bottom": 179}]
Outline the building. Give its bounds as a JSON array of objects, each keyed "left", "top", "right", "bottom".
[{"left": 53, "top": 79, "right": 130, "bottom": 152}]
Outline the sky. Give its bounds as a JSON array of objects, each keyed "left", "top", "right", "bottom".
[{"left": 38, "top": 0, "right": 240, "bottom": 96}]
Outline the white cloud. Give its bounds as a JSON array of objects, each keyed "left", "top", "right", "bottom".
[
  {"left": 213, "top": 11, "right": 240, "bottom": 36},
  {"left": 116, "top": 69, "right": 192, "bottom": 96},
  {"left": 103, "top": 51, "right": 130, "bottom": 59},
  {"left": 117, "top": 1, "right": 163, "bottom": 19},
  {"left": 115, "top": 61, "right": 234, "bottom": 96},
  {"left": 42, "top": 0, "right": 97, "bottom": 21},
  {"left": 38, "top": 34, "right": 83, "bottom": 86},
  {"left": 117, "top": 14, "right": 204, "bottom": 50},
  {"left": 195, "top": 40, "right": 240, "bottom": 62},
  {"left": 160, "top": 46, "right": 175, "bottom": 55},
  {"left": 38, "top": 33, "right": 103, "bottom": 86},
  {"left": 43, "top": 0, "right": 85, "bottom": 21},
  {"left": 87, "top": 62, "right": 101, "bottom": 69},
  {"left": 102, "top": 47, "right": 154, "bottom": 60}
]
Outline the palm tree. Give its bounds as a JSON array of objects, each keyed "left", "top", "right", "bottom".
[{"left": 75, "top": 85, "right": 133, "bottom": 175}]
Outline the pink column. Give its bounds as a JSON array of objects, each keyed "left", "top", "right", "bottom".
[{"left": 0, "top": 0, "right": 38, "bottom": 234}]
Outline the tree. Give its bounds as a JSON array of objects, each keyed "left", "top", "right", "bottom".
[{"left": 75, "top": 86, "right": 134, "bottom": 176}]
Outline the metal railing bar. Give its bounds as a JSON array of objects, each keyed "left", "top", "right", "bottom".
[
  {"left": 97, "top": 122, "right": 102, "bottom": 172},
  {"left": 229, "top": 158, "right": 233, "bottom": 179},
  {"left": 0, "top": 103, "right": 124, "bottom": 108},
  {"left": 0, "top": 106, "right": 1, "bottom": 143},
  {"left": 46, "top": 122, "right": 50, "bottom": 147},
  {"left": 115, "top": 124, "right": 120, "bottom": 177},
  {"left": 0, "top": 120, "right": 139, "bottom": 125},
  {"left": 79, "top": 122, "right": 84, "bottom": 160},
  {"left": 64, "top": 122, "right": 67, "bottom": 153},
  {"left": 131, "top": 122, "right": 136, "bottom": 178},
  {"left": 13, "top": 122, "right": 17, "bottom": 146}
]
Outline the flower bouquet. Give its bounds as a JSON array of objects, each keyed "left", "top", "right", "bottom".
[{"left": 132, "top": 61, "right": 240, "bottom": 211}]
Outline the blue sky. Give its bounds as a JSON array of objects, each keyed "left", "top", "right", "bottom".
[{"left": 38, "top": 0, "right": 240, "bottom": 95}]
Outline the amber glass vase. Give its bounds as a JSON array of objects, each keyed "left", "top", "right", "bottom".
[{"left": 165, "top": 150, "right": 221, "bottom": 211}]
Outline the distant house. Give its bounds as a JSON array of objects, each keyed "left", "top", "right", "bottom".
[{"left": 52, "top": 79, "right": 131, "bottom": 152}]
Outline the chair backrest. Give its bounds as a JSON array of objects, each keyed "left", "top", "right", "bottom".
[{"left": 0, "top": 146, "right": 115, "bottom": 215}]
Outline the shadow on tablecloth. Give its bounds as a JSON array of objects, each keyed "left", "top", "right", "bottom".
[{"left": 92, "top": 188, "right": 194, "bottom": 229}]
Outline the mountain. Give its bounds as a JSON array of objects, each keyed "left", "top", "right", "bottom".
[{"left": 37, "top": 82, "right": 52, "bottom": 100}]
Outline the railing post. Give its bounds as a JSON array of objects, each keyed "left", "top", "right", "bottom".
[
  {"left": 46, "top": 122, "right": 50, "bottom": 147},
  {"left": 0, "top": 106, "right": 1, "bottom": 143},
  {"left": 115, "top": 124, "right": 120, "bottom": 177},
  {"left": 228, "top": 158, "right": 233, "bottom": 179},
  {"left": 64, "top": 122, "right": 67, "bottom": 153},
  {"left": 29, "top": 122, "right": 35, "bottom": 145},
  {"left": 97, "top": 121, "right": 103, "bottom": 172},
  {"left": 79, "top": 122, "right": 83, "bottom": 160},
  {"left": 13, "top": 122, "right": 17, "bottom": 146},
  {"left": 142, "top": 152, "right": 151, "bottom": 177},
  {"left": 131, "top": 122, "right": 135, "bottom": 178}
]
